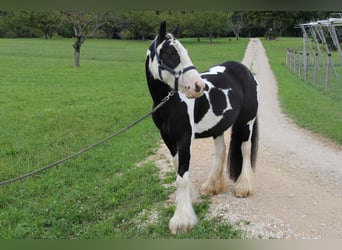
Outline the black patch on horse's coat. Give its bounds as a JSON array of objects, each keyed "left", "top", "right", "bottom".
[
  {"left": 160, "top": 40, "right": 180, "bottom": 69},
  {"left": 194, "top": 95, "right": 210, "bottom": 123},
  {"left": 209, "top": 88, "right": 227, "bottom": 116}
]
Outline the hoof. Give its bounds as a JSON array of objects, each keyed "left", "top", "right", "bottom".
[
  {"left": 234, "top": 188, "right": 253, "bottom": 198},
  {"left": 169, "top": 223, "right": 193, "bottom": 235},
  {"left": 233, "top": 166, "right": 255, "bottom": 198},
  {"left": 169, "top": 213, "right": 198, "bottom": 235},
  {"left": 200, "top": 182, "right": 226, "bottom": 195},
  {"left": 233, "top": 177, "right": 255, "bottom": 198},
  {"left": 200, "top": 177, "right": 226, "bottom": 195}
]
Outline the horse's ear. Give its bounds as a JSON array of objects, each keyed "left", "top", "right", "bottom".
[
  {"left": 172, "top": 24, "right": 180, "bottom": 38},
  {"left": 158, "top": 21, "right": 167, "bottom": 40}
]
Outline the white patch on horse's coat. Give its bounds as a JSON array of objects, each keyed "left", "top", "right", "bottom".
[
  {"left": 200, "top": 134, "right": 227, "bottom": 195},
  {"left": 234, "top": 118, "right": 256, "bottom": 197},
  {"left": 172, "top": 153, "right": 179, "bottom": 172},
  {"left": 178, "top": 92, "right": 195, "bottom": 127},
  {"left": 194, "top": 80, "right": 233, "bottom": 134},
  {"left": 201, "top": 65, "right": 226, "bottom": 75},
  {"left": 169, "top": 172, "right": 198, "bottom": 234},
  {"left": 253, "top": 75, "right": 260, "bottom": 103}
]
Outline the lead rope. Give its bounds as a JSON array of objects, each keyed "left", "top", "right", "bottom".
[{"left": 0, "top": 91, "right": 175, "bottom": 187}]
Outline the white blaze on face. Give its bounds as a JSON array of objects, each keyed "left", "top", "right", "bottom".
[{"left": 172, "top": 39, "right": 205, "bottom": 98}]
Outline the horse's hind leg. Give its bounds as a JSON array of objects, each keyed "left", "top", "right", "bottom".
[
  {"left": 228, "top": 117, "right": 258, "bottom": 198},
  {"left": 200, "top": 134, "right": 227, "bottom": 195}
]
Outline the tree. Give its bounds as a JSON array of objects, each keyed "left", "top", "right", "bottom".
[
  {"left": 98, "top": 11, "right": 124, "bottom": 39},
  {"left": 61, "top": 11, "right": 102, "bottom": 67},
  {"left": 32, "top": 11, "right": 61, "bottom": 39},
  {"left": 183, "top": 11, "right": 231, "bottom": 43},
  {"left": 2, "top": 11, "right": 39, "bottom": 38},
  {"left": 121, "top": 11, "right": 160, "bottom": 40},
  {"left": 230, "top": 12, "right": 247, "bottom": 40}
]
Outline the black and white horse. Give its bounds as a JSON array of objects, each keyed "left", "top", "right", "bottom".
[{"left": 145, "top": 22, "right": 259, "bottom": 234}]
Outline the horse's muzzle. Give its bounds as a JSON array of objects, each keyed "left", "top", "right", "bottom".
[{"left": 184, "top": 80, "right": 205, "bottom": 98}]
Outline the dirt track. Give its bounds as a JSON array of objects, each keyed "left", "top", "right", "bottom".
[{"left": 153, "top": 38, "right": 342, "bottom": 239}]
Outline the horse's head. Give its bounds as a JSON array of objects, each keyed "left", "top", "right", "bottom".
[{"left": 146, "top": 21, "right": 205, "bottom": 98}]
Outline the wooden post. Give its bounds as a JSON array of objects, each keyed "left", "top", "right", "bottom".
[
  {"left": 293, "top": 51, "right": 297, "bottom": 72},
  {"left": 299, "top": 52, "right": 302, "bottom": 77},
  {"left": 313, "top": 52, "right": 319, "bottom": 85},
  {"left": 325, "top": 53, "right": 332, "bottom": 89},
  {"left": 304, "top": 52, "right": 309, "bottom": 81}
]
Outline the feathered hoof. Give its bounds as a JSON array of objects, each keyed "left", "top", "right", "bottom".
[
  {"left": 233, "top": 176, "right": 255, "bottom": 198},
  {"left": 200, "top": 178, "right": 227, "bottom": 195},
  {"left": 169, "top": 213, "right": 198, "bottom": 235}
]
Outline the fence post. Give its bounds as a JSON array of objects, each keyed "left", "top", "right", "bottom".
[
  {"left": 299, "top": 52, "right": 302, "bottom": 77},
  {"left": 325, "top": 53, "right": 332, "bottom": 89},
  {"left": 304, "top": 52, "right": 309, "bottom": 81},
  {"left": 313, "top": 52, "right": 319, "bottom": 85},
  {"left": 293, "top": 51, "right": 297, "bottom": 73}
]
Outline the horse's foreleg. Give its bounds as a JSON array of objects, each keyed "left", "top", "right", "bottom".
[
  {"left": 169, "top": 140, "right": 198, "bottom": 235},
  {"left": 200, "top": 134, "right": 227, "bottom": 195}
]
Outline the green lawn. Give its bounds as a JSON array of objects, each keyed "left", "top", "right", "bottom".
[
  {"left": 0, "top": 37, "right": 247, "bottom": 239},
  {"left": 1, "top": 36, "right": 340, "bottom": 239},
  {"left": 262, "top": 37, "right": 342, "bottom": 144}
]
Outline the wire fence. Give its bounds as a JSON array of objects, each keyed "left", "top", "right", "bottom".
[
  {"left": 290, "top": 15, "right": 342, "bottom": 91},
  {"left": 285, "top": 48, "right": 341, "bottom": 90}
]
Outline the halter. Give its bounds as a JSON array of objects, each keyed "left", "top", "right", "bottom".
[{"left": 153, "top": 39, "right": 196, "bottom": 92}]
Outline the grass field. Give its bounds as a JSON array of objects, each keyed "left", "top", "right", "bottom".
[
  {"left": 0, "top": 37, "right": 248, "bottom": 239},
  {"left": 262, "top": 37, "right": 342, "bottom": 144},
  {"left": 1, "top": 36, "right": 341, "bottom": 239}
]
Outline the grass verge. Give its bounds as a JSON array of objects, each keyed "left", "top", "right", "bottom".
[
  {"left": 0, "top": 37, "right": 247, "bottom": 239},
  {"left": 262, "top": 38, "right": 342, "bottom": 144}
]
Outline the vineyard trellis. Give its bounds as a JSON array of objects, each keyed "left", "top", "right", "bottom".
[{"left": 286, "top": 13, "right": 342, "bottom": 89}]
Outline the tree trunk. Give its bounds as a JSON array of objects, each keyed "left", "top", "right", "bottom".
[
  {"left": 73, "top": 36, "right": 82, "bottom": 67},
  {"left": 74, "top": 47, "right": 80, "bottom": 67},
  {"left": 208, "top": 33, "right": 213, "bottom": 44}
]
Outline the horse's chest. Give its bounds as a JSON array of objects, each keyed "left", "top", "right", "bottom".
[
  {"left": 179, "top": 85, "right": 233, "bottom": 137},
  {"left": 194, "top": 87, "right": 232, "bottom": 134}
]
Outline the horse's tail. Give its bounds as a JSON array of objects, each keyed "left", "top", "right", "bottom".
[{"left": 227, "top": 117, "right": 258, "bottom": 181}]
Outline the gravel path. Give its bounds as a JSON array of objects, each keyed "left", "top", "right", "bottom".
[{"left": 152, "top": 38, "right": 342, "bottom": 239}]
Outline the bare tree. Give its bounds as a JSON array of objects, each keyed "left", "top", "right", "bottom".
[
  {"left": 61, "top": 11, "right": 101, "bottom": 67},
  {"left": 230, "top": 12, "right": 246, "bottom": 40}
]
